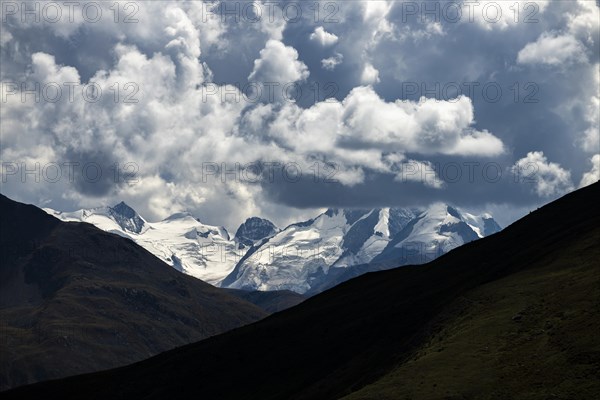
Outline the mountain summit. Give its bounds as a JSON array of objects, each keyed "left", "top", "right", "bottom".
[
  {"left": 234, "top": 217, "right": 279, "bottom": 248},
  {"left": 222, "top": 204, "right": 501, "bottom": 294},
  {"left": 109, "top": 201, "right": 146, "bottom": 233},
  {"left": 45, "top": 202, "right": 147, "bottom": 236},
  {"left": 45, "top": 204, "right": 240, "bottom": 284}
]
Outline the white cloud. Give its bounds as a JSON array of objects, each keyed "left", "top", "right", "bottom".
[
  {"left": 579, "top": 154, "right": 600, "bottom": 188},
  {"left": 581, "top": 64, "right": 600, "bottom": 153},
  {"left": 257, "top": 86, "right": 504, "bottom": 159},
  {"left": 517, "top": 0, "right": 597, "bottom": 69},
  {"left": 512, "top": 151, "right": 573, "bottom": 197},
  {"left": 394, "top": 160, "right": 444, "bottom": 189},
  {"left": 462, "top": 1, "right": 550, "bottom": 31},
  {"left": 248, "top": 39, "right": 309, "bottom": 85},
  {"left": 363, "top": 0, "right": 394, "bottom": 38},
  {"left": 187, "top": 1, "right": 228, "bottom": 51},
  {"left": 360, "top": 63, "right": 380, "bottom": 84},
  {"left": 567, "top": 0, "right": 600, "bottom": 47},
  {"left": 253, "top": 0, "right": 287, "bottom": 40},
  {"left": 310, "top": 26, "right": 338, "bottom": 47},
  {"left": 0, "top": 48, "right": 253, "bottom": 229},
  {"left": 321, "top": 53, "right": 343, "bottom": 71},
  {"left": 517, "top": 32, "right": 587, "bottom": 65}
]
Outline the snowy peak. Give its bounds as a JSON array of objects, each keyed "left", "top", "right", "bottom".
[
  {"left": 160, "top": 211, "right": 231, "bottom": 241},
  {"left": 341, "top": 209, "right": 370, "bottom": 225},
  {"left": 43, "top": 202, "right": 147, "bottom": 236},
  {"left": 388, "top": 208, "right": 421, "bottom": 235},
  {"left": 223, "top": 204, "right": 501, "bottom": 294},
  {"left": 482, "top": 217, "right": 502, "bottom": 236},
  {"left": 234, "top": 217, "right": 279, "bottom": 247},
  {"left": 44, "top": 205, "right": 237, "bottom": 284},
  {"left": 333, "top": 207, "right": 418, "bottom": 268},
  {"left": 111, "top": 201, "right": 137, "bottom": 217},
  {"left": 109, "top": 201, "right": 146, "bottom": 234},
  {"left": 446, "top": 205, "right": 462, "bottom": 219},
  {"left": 163, "top": 211, "right": 196, "bottom": 222},
  {"left": 373, "top": 203, "right": 502, "bottom": 265},
  {"left": 222, "top": 206, "right": 422, "bottom": 293},
  {"left": 461, "top": 210, "right": 502, "bottom": 238}
]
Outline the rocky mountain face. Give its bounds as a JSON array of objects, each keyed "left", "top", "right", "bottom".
[
  {"left": 222, "top": 204, "right": 501, "bottom": 294},
  {"left": 234, "top": 217, "right": 280, "bottom": 248}
]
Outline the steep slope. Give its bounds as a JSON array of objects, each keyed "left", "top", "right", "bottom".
[
  {"left": 0, "top": 194, "right": 268, "bottom": 390},
  {"left": 223, "top": 204, "right": 499, "bottom": 294},
  {"left": 371, "top": 203, "right": 495, "bottom": 264},
  {"left": 221, "top": 208, "right": 364, "bottom": 293},
  {"left": 6, "top": 183, "right": 597, "bottom": 400},
  {"left": 234, "top": 217, "right": 280, "bottom": 247},
  {"left": 340, "top": 231, "right": 600, "bottom": 399}
]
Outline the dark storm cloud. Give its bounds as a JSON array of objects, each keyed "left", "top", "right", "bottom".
[
  {"left": 258, "top": 153, "right": 565, "bottom": 209},
  {"left": 0, "top": 0, "right": 598, "bottom": 228}
]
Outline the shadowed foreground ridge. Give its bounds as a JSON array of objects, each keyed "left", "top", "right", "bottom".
[
  {"left": 0, "top": 194, "right": 272, "bottom": 390},
  {"left": 2, "top": 183, "right": 599, "bottom": 399}
]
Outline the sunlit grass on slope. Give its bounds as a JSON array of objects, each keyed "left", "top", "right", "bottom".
[{"left": 341, "top": 230, "right": 600, "bottom": 400}]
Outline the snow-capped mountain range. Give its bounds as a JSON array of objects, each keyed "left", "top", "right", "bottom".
[
  {"left": 44, "top": 202, "right": 501, "bottom": 294},
  {"left": 44, "top": 203, "right": 251, "bottom": 285},
  {"left": 222, "top": 205, "right": 501, "bottom": 294}
]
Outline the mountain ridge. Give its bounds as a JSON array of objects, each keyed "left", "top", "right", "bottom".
[
  {"left": 224, "top": 203, "right": 501, "bottom": 294},
  {"left": 44, "top": 202, "right": 501, "bottom": 294},
  {"left": 7, "top": 183, "right": 596, "bottom": 399},
  {"left": 0, "top": 194, "right": 302, "bottom": 390}
]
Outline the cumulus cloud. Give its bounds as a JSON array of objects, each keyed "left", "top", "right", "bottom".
[
  {"left": 461, "top": 1, "right": 550, "bottom": 31},
  {"left": 566, "top": 0, "right": 600, "bottom": 47},
  {"left": 1, "top": 45, "right": 250, "bottom": 227},
  {"left": 341, "top": 87, "right": 504, "bottom": 156},
  {"left": 248, "top": 39, "right": 309, "bottom": 86},
  {"left": 250, "top": 86, "right": 504, "bottom": 159},
  {"left": 517, "top": 32, "right": 587, "bottom": 65},
  {"left": 579, "top": 154, "right": 600, "bottom": 188},
  {"left": 517, "top": 0, "right": 597, "bottom": 68},
  {"left": 309, "top": 27, "right": 338, "bottom": 47},
  {"left": 363, "top": 0, "right": 394, "bottom": 37},
  {"left": 321, "top": 53, "right": 343, "bottom": 71},
  {"left": 512, "top": 152, "right": 573, "bottom": 197},
  {"left": 580, "top": 64, "right": 600, "bottom": 153},
  {"left": 360, "top": 63, "right": 380, "bottom": 84}
]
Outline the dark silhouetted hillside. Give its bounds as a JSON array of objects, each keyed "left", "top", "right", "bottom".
[{"left": 0, "top": 194, "right": 270, "bottom": 390}]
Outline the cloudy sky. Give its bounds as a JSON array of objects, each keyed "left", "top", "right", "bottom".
[{"left": 1, "top": 0, "right": 598, "bottom": 231}]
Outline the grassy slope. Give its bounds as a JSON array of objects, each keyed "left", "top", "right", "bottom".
[{"left": 341, "top": 230, "right": 600, "bottom": 400}]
